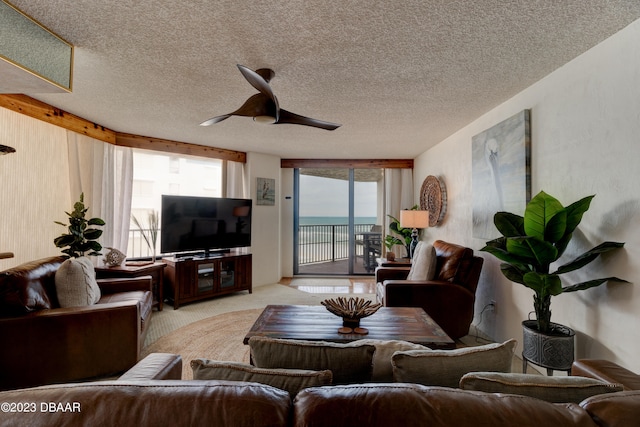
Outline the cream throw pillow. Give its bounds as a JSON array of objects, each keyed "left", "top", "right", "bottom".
[
  {"left": 55, "top": 257, "right": 101, "bottom": 307},
  {"left": 406, "top": 242, "right": 437, "bottom": 281},
  {"left": 358, "top": 339, "right": 427, "bottom": 382},
  {"left": 249, "top": 337, "right": 376, "bottom": 384},
  {"left": 191, "top": 359, "right": 332, "bottom": 398},
  {"left": 392, "top": 339, "right": 517, "bottom": 388},
  {"left": 460, "top": 372, "right": 623, "bottom": 403}
]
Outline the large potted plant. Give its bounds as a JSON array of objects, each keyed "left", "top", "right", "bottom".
[
  {"left": 481, "top": 191, "right": 627, "bottom": 371},
  {"left": 54, "top": 193, "right": 106, "bottom": 258}
]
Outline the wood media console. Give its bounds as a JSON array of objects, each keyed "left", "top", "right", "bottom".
[{"left": 163, "top": 251, "right": 252, "bottom": 309}]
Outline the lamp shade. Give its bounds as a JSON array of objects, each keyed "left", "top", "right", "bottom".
[
  {"left": 400, "top": 210, "right": 429, "bottom": 229},
  {"left": 233, "top": 206, "right": 251, "bottom": 217}
]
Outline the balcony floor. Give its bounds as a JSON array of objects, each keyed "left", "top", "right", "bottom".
[
  {"left": 296, "top": 257, "right": 376, "bottom": 276},
  {"left": 282, "top": 276, "right": 376, "bottom": 295}
]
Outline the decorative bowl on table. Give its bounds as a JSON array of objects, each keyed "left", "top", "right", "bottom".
[
  {"left": 321, "top": 297, "right": 382, "bottom": 334},
  {"left": 103, "top": 247, "right": 126, "bottom": 266}
]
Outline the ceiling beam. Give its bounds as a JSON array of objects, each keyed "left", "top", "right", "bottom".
[
  {"left": 0, "top": 94, "right": 116, "bottom": 144},
  {"left": 115, "top": 133, "right": 246, "bottom": 163},
  {"left": 281, "top": 159, "right": 413, "bottom": 169}
]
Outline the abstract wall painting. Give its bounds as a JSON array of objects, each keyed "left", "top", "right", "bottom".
[{"left": 472, "top": 109, "right": 531, "bottom": 239}]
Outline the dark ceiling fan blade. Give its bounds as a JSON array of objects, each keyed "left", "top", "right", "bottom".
[
  {"left": 276, "top": 109, "right": 341, "bottom": 131},
  {"left": 237, "top": 64, "right": 280, "bottom": 120},
  {"left": 200, "top": 94, "right": 277, "bottom": 126}
]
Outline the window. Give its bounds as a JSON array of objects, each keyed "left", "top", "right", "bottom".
[{"left": 127, "top": 149, "right": 223, "bottom": 258}]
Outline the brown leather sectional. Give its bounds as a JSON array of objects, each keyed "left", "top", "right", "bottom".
[
  {"left": 0, "top": 353, "right": 638, "bottom": 427},
  {"left": 0, "top": 256, "right": 153, "bottom": 391}
]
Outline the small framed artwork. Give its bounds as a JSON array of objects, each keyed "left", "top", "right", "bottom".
[{"left": 256, "top": 177, "right": 276, "bottom": 206}]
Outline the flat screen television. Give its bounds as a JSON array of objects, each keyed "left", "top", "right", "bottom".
[{"left": 160, "top": 195, "right": 252, "bottom": 257}]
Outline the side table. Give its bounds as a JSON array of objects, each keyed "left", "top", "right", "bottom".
[
  {"left": 376, "top": 257, "right": 412, "bottom": 268},
  {"left": 95, "top": 261, "right": 167, "bottom": 311}
]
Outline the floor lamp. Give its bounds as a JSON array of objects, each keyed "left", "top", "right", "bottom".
[{"left": 400, "top": 210, "right": 429, "bottom": 259}]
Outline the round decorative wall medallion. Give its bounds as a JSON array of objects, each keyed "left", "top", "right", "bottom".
[{"left": 419, "top": 175, "right": 447, "bottom": 226}]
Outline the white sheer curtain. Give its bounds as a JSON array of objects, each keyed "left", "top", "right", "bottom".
[
  {"left": 226, "top": 160, "right": 246, "bottom": 198},
  {"left": 384, "top": 168, "right": 414, "bottom": 256},
  {"left": 66, "top": 131, "right": 133, "bottom": 253}
]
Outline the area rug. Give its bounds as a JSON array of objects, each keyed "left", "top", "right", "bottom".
[
  {"left": 144, "top": 282, "right": 375, "bottom": 346},
  {"left": 142, "top": 308, "right": 262, "bottom": 379},
  {"left": 141, "top": 306, "right": 528, "bottom": 379}
]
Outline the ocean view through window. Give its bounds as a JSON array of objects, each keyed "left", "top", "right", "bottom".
[{"left": 295, "top": 168, "right": 384, "bottom": 275}]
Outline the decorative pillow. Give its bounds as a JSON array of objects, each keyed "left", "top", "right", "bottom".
[
  {"left": 391, "top": 339, "right": 517, "bottom": 388},
  {"left": 249, "top": 336, "right": 376, "bottom": 384},
  {"left": 55, "top": 257, "right": 101, "bottom": 307},
  {"left": 358, "top": 339, "right": 427, "bottom": 382},
  {"left": 191, "top": 359, "right": 332, "bottom": 398},
  {"left": 406, "top": 243, "right": 437, "bottom": 281},
  {"left": 459, "top": 372, "right": 624, "bottom": 403}
]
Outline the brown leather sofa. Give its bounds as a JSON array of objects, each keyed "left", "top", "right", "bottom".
[
  {"left": 0, "top": 256, "right": 153, "bottom": 391},
  {"left": 0, "top": 353, "right": 638, "bottom": 427},
  {"left": 376, "top": 240, "right": 484, "bottom": 339},
  {"left": 572, "top": 359, "right": 640, "bottom": 391}
]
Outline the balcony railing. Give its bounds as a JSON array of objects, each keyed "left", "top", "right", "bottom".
[
  {"left": 298, "top": 223, "right": 379, "bottom": 265},
  {"left": 127, "top": 228, "right": 156, "bottom": 259}
]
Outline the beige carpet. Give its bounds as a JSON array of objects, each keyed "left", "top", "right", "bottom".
[{"left": 142, "top": 308, "right": 260, "bottom": 379}]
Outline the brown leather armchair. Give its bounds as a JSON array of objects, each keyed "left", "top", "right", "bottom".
[
  {"left": 0, "top": 256, "right": 154, "bottom": 390},
  {"left": 375, "top": 240, "right": 483, "bottom": 340}
]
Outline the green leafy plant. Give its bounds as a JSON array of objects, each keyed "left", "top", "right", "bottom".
[
  {"left": 385, "top": 205, "right": 418, "bottom": 257},
  {"left": 54, "top": 193, "right": 105, "bottom": 258},
  {"left": 131, "top": 210, "right": 159, "bottom": 258},
  {"left": 481, "top": 191, "right": 627, "bottom": 334}
]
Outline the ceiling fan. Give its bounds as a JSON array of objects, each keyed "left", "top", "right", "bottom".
[{"left": 200, "top": 64, "right": 341, "bottom": 131}]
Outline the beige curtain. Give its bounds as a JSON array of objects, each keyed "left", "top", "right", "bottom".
[
  {"left": 66, "top": 131, "right": 133, "bottom": 253},
  {"left": 226, "top": 160, "right": 246, "bottom": 198},
  {"left": 384, "top": 168, "right": 414, "bottom": 256}
]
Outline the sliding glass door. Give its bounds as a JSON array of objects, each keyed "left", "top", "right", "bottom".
[{"left": 294, "top": 168, "right": 383, "bottom": 275}]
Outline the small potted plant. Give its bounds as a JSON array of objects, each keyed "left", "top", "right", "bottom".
[
  {"left": 383, "top": 236, "right": 399, "bottom": 261},
  {"left": 481, "top": 191, "right": 627, "bottom": 371},
  {"left": 54, "top": 193, "right": 105, "bottom": 258}
]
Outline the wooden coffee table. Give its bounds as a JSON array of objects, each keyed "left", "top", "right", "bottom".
[{"left": 243, "top": 304, "right": 455, "bottom": 349}]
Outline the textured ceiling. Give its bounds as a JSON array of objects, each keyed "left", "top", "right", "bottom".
[{"left": 7, "top": 0, "right": 640, "bottom": 159}]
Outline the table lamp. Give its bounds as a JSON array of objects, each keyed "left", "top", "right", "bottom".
[
  {"left": 233, "top": 205, "right": 251, "bottom": 233},
  {"left": 400, "top": 210, "right": 429, "bottom": 258}
]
